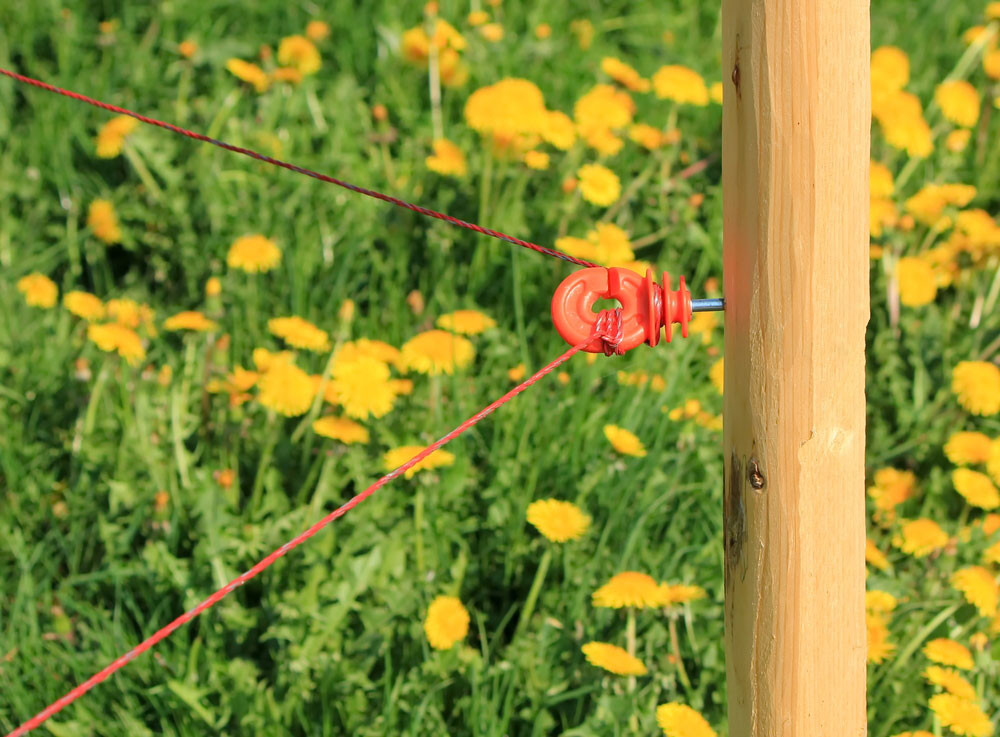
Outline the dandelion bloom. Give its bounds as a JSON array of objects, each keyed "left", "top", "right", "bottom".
[
  {"left": 985, "top": 512, "right": 1000, "bottom": 536},
  {"left": 652, "top": 65, "right": 709, "bottom": 105},
  {"left": 871, "top": 46, "right": 909, "bottom": 97},
  {"left": 253, "top": 347, "right": 294, "bottom": 372},
  {"left": 467, "top": 10, "right": 488, "bottom": 25},
  {"left": 870, "top": 160, "right": 895, "bottom": 198},
  {"left": 436, "top": 309, "right": 496, "bottom": 335},
  {"left": 542, "top": 110, "right": 577, "bottom": 150},
  {"left": 95, "top": 115, "right": 137, "bottom": 158},
  {"left": 875, "top": 91, "right": 933, "bottom": 158},
  {"left": 508, "top": 363, "right": 526, "bottom": 382},
  {"left": 226, "top": 59, "right": 270, "bottom": 92},
  {"left": 945, "top": 432, "right": 994, "bottom": 465},
  {"left": 952, "top": 361, "right": 1000, "bottom": 416},
  {"left": 17, "top": 273, "right": 58, "bottom": 308},
  {"left": 865, "top": 590, "right": 898, "bottom": 613},
  {"left": 905, "top": 183, "right": 977, "bottom": 226},
  {"left": 268, "top": 316, "right": 330, "bottom": 351},
  {"left": 895, "top": 257, "right": 936, "bottom": 307},
  {"left": 526, "top": 499, "right": 591, "bottom": 542},
  {"left": 164, "top": 310, "right": 218, "bottom": 332},
  {"left": 924, "top": 638, "right": 974, "bottom": 669},
  {"left": 62, "top": 291, "right": 104, "bottom": 321},
  {"left": 227, "top": 234, "right": 282, "bottom": 273},
  {"left": 867, "top": 611, "right": 895, "bottom": 663},
  {"left": 575, "top": 83, "right": 635, "bottom": 132},
  {"left": 523, "top": 150, "right": 549, "bottom": 170},
  {"left": 709, "top": 357, "right": 724, "bottom": 395},
  {"left": 629, "top": 123, "right": 663, "bottom": 150},
  {"left": 87, "top": 323, "right": 145, "bottom": 364},
  {"left": 577, "top": 164, "right": 620, "bottom": 206},
  {"left": 425, "top": 139, "right": 467, "bottom": 177},
  {"left": 312, "top": 416, "right": 369, "bottom": 444},
  {"left": 947, "top": 129, "right": 972, "bottom": 152},
  {"left": 954, "top": 468, "right": 1000, "bottom": 509},
  {"left": 464, "top": 78, "right": 548, "bottom": 140},
  {"left": 868, "top": 467, "right": 917, "bottom": 512},
  {"left": 990, "top": 441, "right": 1000, "bottom": 486},
  {"left": 256, "top": 361, "right": 315, "bottom": 416},
  {"left": 894, "top": 519, "right": 948, "bottom": 557},
  {"left": 935, "top": 80, "right": 981, "bottom": 128},
  {"left": 178, "top": 39, "right": 197, "bottom": 58},
  {"left": 593, "top": 572, "right": 668, "bottom": 609},
  {"left": 952, "top": 566, "right": 999, "bottom": 617},
  {"left": 603, "top": 424, "right": 646, "bottom": 457},
  {"left": 984, "top": 49, "right": 1000, "bottom": 80},
  {"left": 581, "top": 642, "right": 647, "bottom": 676},
  {"left": 329, "top": 355, "right": 400, "bottom": 419},
  {"left": 384, "top": 445, "right": 455, "bottom": 478},
  {"left": 655, "top": 703, "right": 716, "bottom": 737},
  {"left": 401, "top": 329, "right": 475, "bottom": 375},
  {"left": 423, "top": 595, "right": 469, "bottom": 650},
  {"left": 866, "top": 538, "right": 890, "bottom": 570},
  {"left": 305, "top": 20, "right": 330, "bottom": 41},
  {"left": 205, "top": 276, "right": 222, "bottom": 297},
  {"left": 336, "top": 338, "right": 403, "bottom": 370},
  {"left": 479, "top": 23, "right": 503, "bottom": 42},
  {"left": 924, "top": 666, "right": 976, "bottom": 700},
  {"left": 928, "top": 694, "right": 992, "bottom": 737},
  {"left": 535, "top": 23, "right": 552, "bottom": 39},
  {"left": 601, "top": 57, "right": 650, "bottom": 92},
  {"left": 272, "top": 67, "right": 303, "bottom": 85},
  {"left": 889, "top": 733, "right": 933, "bottom": 737},
  {"left": 984, "top": 540, "right": 1000, "bottom": 565},
  {"left": 663, "top": 584, "right": 707, "bottom": 605},
  {"left": 88, "top": 199, "right": 122, "bottom": 243}
]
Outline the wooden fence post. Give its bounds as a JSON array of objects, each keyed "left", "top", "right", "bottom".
[{"left": 720, "top": 0, "right": 870, "bottom": 734}]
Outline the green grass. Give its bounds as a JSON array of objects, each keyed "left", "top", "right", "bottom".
[{"left": 1, "top": 1, "right": 999, "bottom": 735}]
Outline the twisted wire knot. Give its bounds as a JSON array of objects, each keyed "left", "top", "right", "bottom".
[{"left": 592, "top": 308, "right": 625, "bottom": 356}]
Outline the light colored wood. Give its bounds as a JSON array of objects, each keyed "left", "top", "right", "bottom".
[{"left": 720, "top": 0, "right": 870, "bottom": 734}]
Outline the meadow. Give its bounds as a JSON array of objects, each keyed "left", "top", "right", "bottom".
[{"left": 2, "top": 0, "right": 1000, "bottom": 735}]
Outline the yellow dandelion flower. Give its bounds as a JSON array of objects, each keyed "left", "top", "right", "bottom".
[
  {"left": 985, "top": 513, "right": 1000, "bottom": 536},
  {"left": 271, "top": 67, "right": 303, "bottom": 85},
  {"left": 268, "top": 316, "right": 330, "bottom": 351},
  {"left": 875, "top": 90, "right": 933, "bottom": 158},
  {"left": 663, "top": 584, "right": 707, "bottom": 605},
  {"left": 87, "top": 199, "right": 122, "bottom": 244},
  {"left": 479, "top": 22, "right": 503, "bottom": 42},
  {"left": 866, "top": 590, "right": 898, "bottom": 613},
  {"left": 871, "top": 160, "right": 895, "bottom": 198},
  {"left": 947, "top": 129, "right": 972, "bottom": 153},
  {"left": 227, "top": 366, "right": 259, "bottom": 392},
  {"left": 467, "top": 10, "right": 489, "bottom": 25},
  {"left": 577, "top": 164, "right": 620, "bottom": 206},
  {"left": 929, "top": 694, "right": 992, "bottom": 737},
  {"left": 869, "top": 467, "right": 918, "bottom": 512},
  {"left": 542, "top": 110, "right": 577, "bottom": 150},
  {"left": 464, "top": 78, "right": 548, "bottom": 140},
  {"left": 989, "top": 2, "right": 1000, "bottom": 20},
  {"left": 312, "top": 416, "right": 369, "bottom": 444},
  {"left": 656, "top": 703, "right": 716, "bottom": 737},
  {"left": 227, "top": 234, "right": 281, "bottom": 273},
  {"left": 581, "top": 642, "right": 647, "bottom": 676},
  {"left": 336, "top": 338, "right": 402, "bottom": 370},
  {"left": 984, "top": 49, "right": 1000, "bottom": 80},
  {"left": 600, "top": 57, "right": 650, "bottom": 93},
  {"left": 889, "top": 732, "right": 933, "bottom": 737},
  {"left": 924, "top": 638, "right": 974, "bottom": 669},
  {"left": 867, "top": 611, "right": 896, "bottom": 663},
  {"left": 425, "top": 138, "right": 467, "bottom": 177},
  {"left": 964, "top": 25, "right": 991, "bottom": 43},
  {"left": 629, "top": 123, "right": 663, "bottom": 150},
  {"left": 896, "top": 257, "right": 937, "bottom": 307},
  {"left": 581, "top": 126, "right": 624, "bottom": 156},
  {"left": 535, "top": 23, "right": 552, "bottom": 39},
  {"left": 871, "top": 46, "right": 910, "bottom": 97},
  {"left": 575, "top": 83, "right": 636, "bottom": 132},
  {"left": 870, "top": 197, "right": 898, "bottom": 238},
  {"left": 305, "top": 20, "right": 330, "bottom": 42},
  {"left": 257, "top": 361, "right": 315, "bottom": 416},
  {"left": 984, "top": 540, "right": 1000, "bottom": 565},
  {"left": 424, "top": 595, "right": 469, "bottom": 650},
  {"left": 866, "top": 538, "right": 891, "bottom": 570},
  {"left": 523, "top": 150, "right": 549, "bottom": 170},
  {"left": 652, "top": 65, "right": 709, "bottom": 106},
  {"left": 164, "top": 310, "right": 218, "bottom": 332},
  {"left": 178, "top": 39, "right": 197, "bottom": 58},
  {"left": 329, "top": 355, "right": 399, "bottom": 419},
  {"left": 252, "top": 347, "right": 294, "bottom": 372},
  {"left": 603, "top": 424, "right": 646, "bottom": 457},
  {"left": 436, "top": 309, "right": 496, "bottom": 335},
  {"left": 401, "top": 329, "right": 475, "bottom": 375},
  {"left": 225, "top": 59, "right": 270, "bottom": 93},
  {"left": 906, "top": 183, "right": 977, "bottom": 226},
  {"left": 924, "top": 665, "right": 977, "bottom": 700},
  {"left": 384, "top": 445, "right": 455, "bottom": 479},
  {"left": 952, "top": 361, "right": 1000, "bottom": 416},
  {"left": 63, "top": 291, "right": 105, "bottom": 321},
  {"left": 205, "top": 276, "right": 222, "bottom": 297},
  {"left": 507, "top": 363, "right": 526, "bottom": 382},
  {"left": 105, "top": 298, "right": 153, "bottom": 330},
  {"left": 709, "top": 357, "right": 724, "bottom": 395},
  {"left": 894, "top": 518, "right": 948, "bottom": 557},
  {"left": 593, "top": 572, "right": 667, "bottom": 609},
  {"left": 989, "top": 441, "right": 1000, "bottom": 486},
  {"left": 17, "top": 273, "right": 58, "bottom": 308},
  {"left": 936, "top": 81, "right": 981, "bottom": 128},
  {"left": 95, "top": 115, "right": 138, "bottom": 158},
  {"left": 526, "top": 499, "right": 591, "bottom": 543},
  {"left": 953, "top": 566, "right": 999, "bottom": 617},
  {"left": 87, "top": 323, "right": 145, "bottom": 364},
  {"left": 954, "top": 468, "right": 1000, "bottom": 509},
  {"left": 946, "top": 432, "right": 994, "bottom": 465},
  {"left": 709, "top": 81, "right": 723, "bottom": 103}
]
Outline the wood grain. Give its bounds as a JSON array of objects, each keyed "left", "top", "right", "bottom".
[{"left": 720, "top": 0, "right": 870, "bottom": 733}]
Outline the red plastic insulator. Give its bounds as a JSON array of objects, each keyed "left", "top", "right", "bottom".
[{"left": 551, "top": 267, "right": 691, "bottom": 354}]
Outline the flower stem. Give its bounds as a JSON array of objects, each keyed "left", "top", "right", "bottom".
[
  {"left": 515, "top": 547, "right": 552, "bottom": 637},
  {"left": 669, "top": 612, "right": 692, "bottom": 691},
  {"left": 626, "top": 607, "right": 637, "bottom": 692},
  {"left": 415, "top": 487, "right": 426, "bottom": 576}
]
